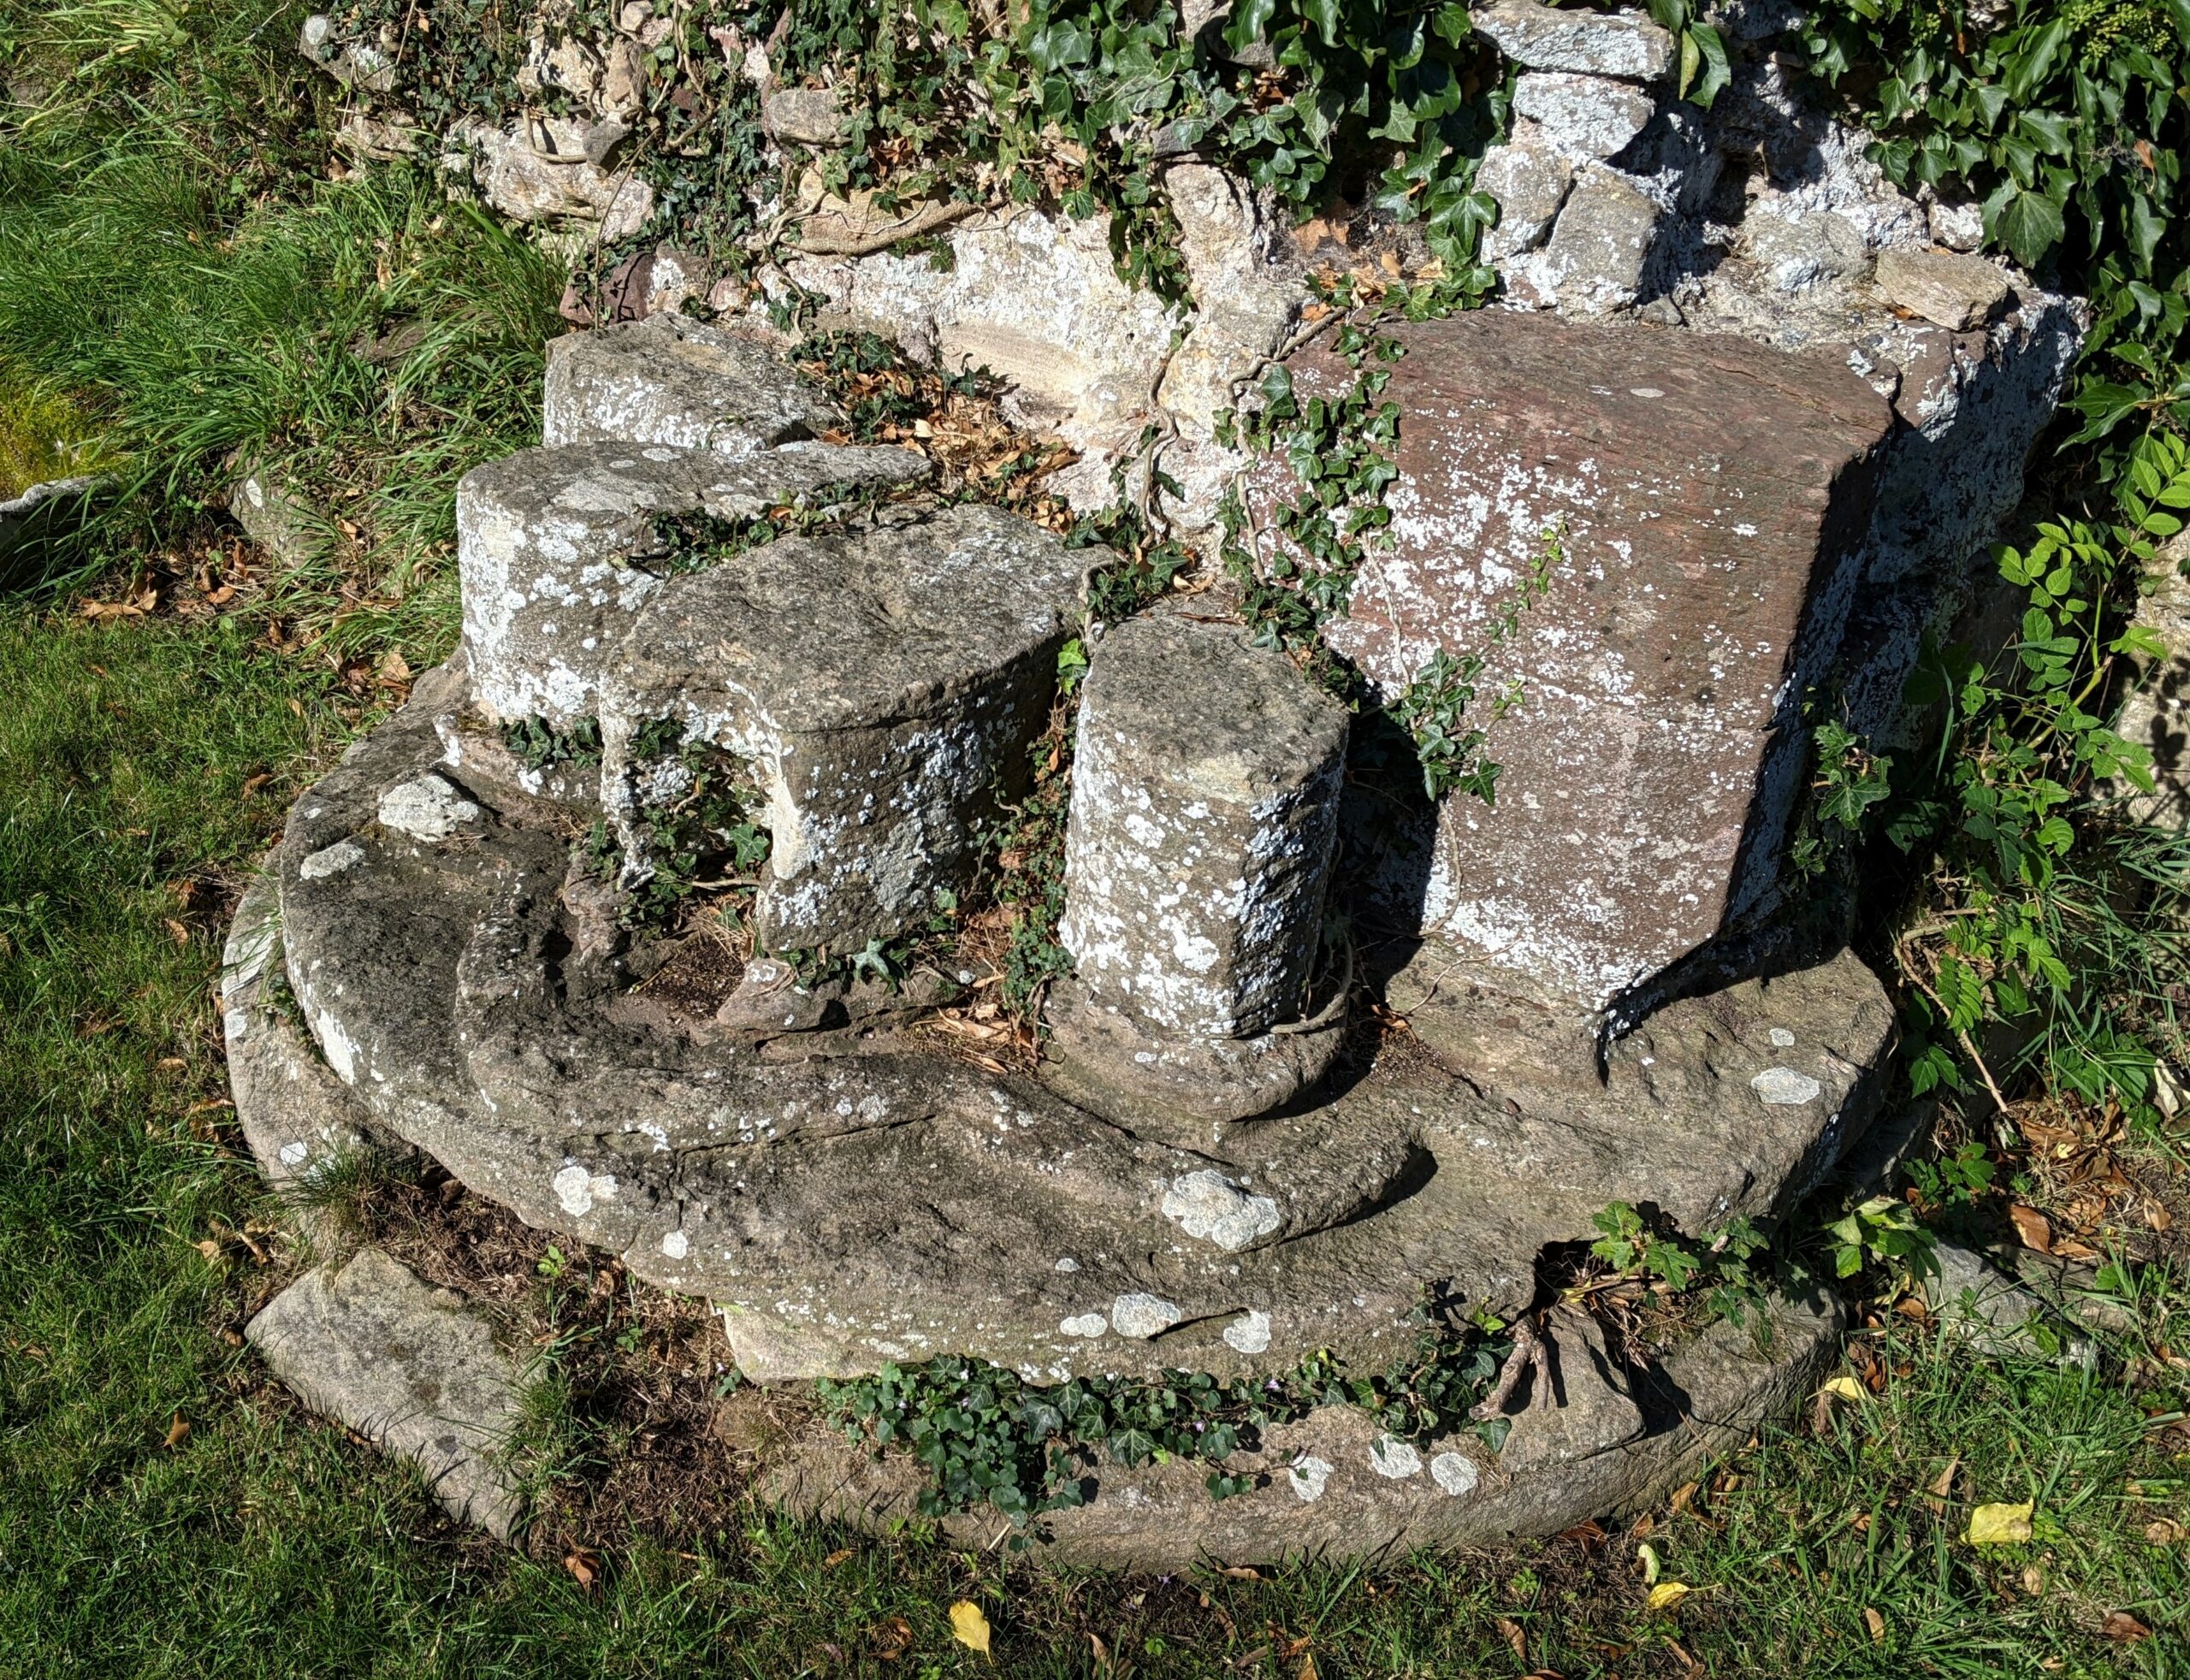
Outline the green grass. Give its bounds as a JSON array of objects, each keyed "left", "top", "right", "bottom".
[
  {"left": 0, "top": 2, "right": 2186, "bottom": 1671},
  {"left": 0, "top": 0, "right": 563, "bottom": 639},
  {"left": 0, "top": 604, "right": 2183, "bottom": 1677}
]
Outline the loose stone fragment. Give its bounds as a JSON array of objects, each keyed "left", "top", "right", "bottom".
[
  {"left": 1512, "top": 72, "right": 1656, "bottom": 161},
  {"left": 1874, "top": 247, "right": 2012, "bottom": 331},
  {"left": 1473, "top": 0, "right": 1673, "bottom": 80},
  {"left": 456, "top": 439, "right": 929, "bottom": 728},
  {"left": 542, "top": 313, "right": 844, "bottom": 456},
  {"left": 761, "top": 85, "right": 846, "bottom": 147},
  {"left": 377, "top": 773, "right": 481, "bottom": 842},
  {"left": 247, "top": 1247, "right": 528, "bottom": 1539},
  {"left": 609, "top": 501, "right": 1090, "bottom": 948}
]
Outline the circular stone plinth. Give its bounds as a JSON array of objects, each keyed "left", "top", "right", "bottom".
[{"left": 234, "top": 654, "right": 1891, "bottom": 1393}]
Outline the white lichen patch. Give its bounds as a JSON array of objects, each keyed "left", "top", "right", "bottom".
[
  {"left": 1059, "top": 1313, "right": 1107, "bottom": 1339},
  {"left": 1430, "top": 1451, "right": 1480, "bottom": 1497},
  {"left": 376, "top": 773, "right": 481, "bottom": 842},
  {"left": 552, "top": 1163, "right": 619, "bottom": 1217},
  {"left": 299, "top": 839, "right": 366, "bottom": 880},
  {"left": 1221, "top": 1309, "right": 1272, "bottom": 1354},
  {"left": 1370, "top": 1436, "right": 1424, "bottom": 1479},
  {"left": 1160, "top": 1170, "right": 1281, "bottom": 1251},
  {"left": 1751, "top": 1067, "right": 1822, "bottom": 1105},
  {"left": 1109, "top": 1292, "right": 1182, "bottom": 1339},
  {"left": 1287, "top": 1454, "right": 1335, "bottom": 1503},
  {"left": 660, "top": 1229, "right": 690, "bottom": 1260},
  {"left": 1768, "top": 1026, "right": 1797, "bottom": 1047}
]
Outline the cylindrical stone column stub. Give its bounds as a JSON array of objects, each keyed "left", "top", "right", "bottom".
[{"left": 1048, "top": 613, "right": 1350, "bottom": 1132}]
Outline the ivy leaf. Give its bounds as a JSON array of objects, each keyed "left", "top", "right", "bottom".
[
  {"left": 1684, "top": 22, "right": 1731, "bottom": 109},
  {"left": 1985, "top": 181, "right": 2066, "bottom": 268},
  {"left": 1222, "top": 0, "right": 1277, "bottom": 53}
]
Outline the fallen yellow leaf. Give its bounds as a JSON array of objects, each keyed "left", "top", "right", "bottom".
[
  {"left": 1646, "top": 1581, "right": 1690, "bottom": 1613},
  {"left": 1637, "top": 1541, "right": 1661, "bottom": 1584},
  {"left": 1820, "top": 1375, "right": 1867, "bottom": 1403},
  {"left": 950, "top": 1600, "right": 992, "bottom": 1657},
  {"left": 1968, "top": 1501, "right": 2033, "bottom": 1545}
]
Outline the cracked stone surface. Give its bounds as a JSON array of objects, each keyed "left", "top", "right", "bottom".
[
  {"left": 247, "top": 1246, "right": 529, "bottom": 1539},
  {"left": 543, "top": 313, "right": 845, "bottom": 456},
  {"left": 254, "top": 662, "right": 1887, "bottom": 1389}
]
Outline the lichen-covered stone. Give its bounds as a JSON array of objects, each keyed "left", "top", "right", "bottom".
[
  {"left": 784, "top": 207, "right": 1185, "bottom": 452},
  {"left": 607, "top": 500, "right": 1091, "bottom": 948},
  {"left": 1516, "top": 161, "right": 1661, "bottom": 313},
  {"left": 247, "top": 1247, "right": 528, "bottom": 1538},
  {"left": 1474, "top": 0, "right": 1674, "bottom": 80},
  {"left": 1058, "top": 615, "right": 1347, "bottom": 1037},
  {"left": 1250, "top": 309, "right": 1892, "bottom": 1009},
  {"left": 447, "top": 115, "right": 653, "bottom": 241},
  {"left": 257, "top": 681, "right": 1886, "bottom": 1386},
  {"left": 1478, "top": 124, "right": 1575, "bottom": 262},
  {"left": 542, "top": 314, "right": 844, "bottom": 455},
  {"left": 1512, "top": 72, "right": 1656, "bottom": 161},
  {"left": 455, "top": 440, "right": 929, "bottom": 727}
]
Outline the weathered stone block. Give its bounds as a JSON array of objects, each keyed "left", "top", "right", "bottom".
[
  {"left": 1478, "top": 123, "right": 1575, "bottom": 262},
  {"left": 1875, "top": 246, "right": 2011, "bottom": 332},
  {"left": 1474, "top": 0, "right": 1674, "bottom": 80},
  {"left": 1518, "top": 162, "right": 1660, "bottom": 313},
  {"left": 1512, "top": 71, "right": 1656, "bottom": 161},
  {"left": 607, "top": 501, "right": 1091, "bottom": 948},
  {"left": 455, "top": 440, "right": 929, "bottom": 728},
  {"left": 247, "top": 1247, "right": 528, "bottom": 1539},
  {"left": 1057, "top": 614, "right": 1347, "bottom": 1037},
  {"left": 542, "top": 314, "right": 843, "bottom": 454},
  {"left": 1252, "top": 310, "right": 1892, "bottom": 1008}
]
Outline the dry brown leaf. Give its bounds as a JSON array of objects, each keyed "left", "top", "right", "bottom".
[
  {"left": 563, "top": 1548, "right": 601, "bottom": 1592},
  {"left": 163, "top": 918, "right": 191, "bottom": 946},
  {"left": 1864, "top": 1606, "right": 1886, "bottom": 1642},
  {"left": 1496, "top": 1617, "right": 1527, "bottom": 1662},
  {"left": 2022, "top": 1565, "right": 2046, "bottom": 1595},
  {"left": 1297, "top": 1655, "right": 1320, "bottom": 1680},
  {"left": 2145, "top": 1517, "right": 2185, "bottom": 1546},
  {"left": 1925, "top": 1457, "right": 1959, "bottom": 1512},
  {"left": 824, "top": 1547, "right": 854, "bottom": 1567},
  {"left": 163, "top": 1412, "right": 189, "bottom": 1448},
  {"left": 1668, "top": 1481, "right": 1698, "bottom": 1516},
  {"left": 2009, "top": 1204, "right": 2053, "bottom": 1253},
  {"left": 1217, "top": 1565, "right": 1263, "bottom": 1580},
  {"left": 873, "top": 1614, "right": 914, "bottom": 1659},
  {"left": 1968, "top": 1501, "right": 2033, "bottom": 1545},
  {"left": 2102, "top": 1611, "right": 2153, "bottom": 1642}
]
